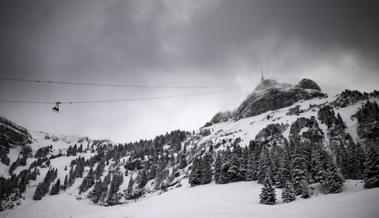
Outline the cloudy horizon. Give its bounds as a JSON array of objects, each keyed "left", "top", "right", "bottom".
[{"left": 1, "top": 0, "right": 378, "bottom": 142}]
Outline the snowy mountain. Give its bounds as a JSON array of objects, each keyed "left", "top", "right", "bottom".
[{"left": 0, "top": 78, "right": 378, "bottom": 217}]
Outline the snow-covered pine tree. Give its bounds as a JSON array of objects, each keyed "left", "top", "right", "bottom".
[
  {"left": 282, "top": 180, "right": 296, "bottom": 203},
  {"left": 348, "top": 142, "right": 365, "bottom": 179},
  {"left": 217, "top": 149, "right": 232, "bottom": 184},
  {"left": 322, "top": 158, "right": 344, "bottom": 194},
  {"left": 201, "top": 154, "right": 212, "bottom": 185},
  {"left": 227, "top": 154, "right": 243, "bottom": 182},
  {"left": 363, "top": 144, "right": 379, "bottom": 189},
  {"left": 246, "top": 153, "right": 258, "bottom": 181},
  {"left": 214, "top": 152, "right": 222, "bottom": 183},
  {"left": 275, "top": 154, "right": 291, "bottom": 188},
  {"left": 259, "top": 171, "right": 276, "bottom": 205},
  {"left": 189, "top": 157, "right": 202, "bottom": 186},
  {"left": 291, "top": 148, "right": 307, "bottom": 195},
  {"left": 257, "top": 147, "right": 272, "bottom": 184}
]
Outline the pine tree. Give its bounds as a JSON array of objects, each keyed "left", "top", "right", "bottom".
[
  {"left": 363, "top": 144, "right": 379, "bottom": 189},
  {"left": 282, "top": 180, "right": 296, "bottom": 203},
  {"left": 322, "top": 160, "right": 344, "bottom": 194},
  {"left": 227, "top": 154, "right": 243, "bottom": 182},
  {"left": 33, "top": 182, "right": 47, "bottom": 200},
  {"left": 79, "top": 167, "right": 95, "bottom": 193},
  {"left": 95, "top": 162, "right": 105, "bottom": 180},
  {"left": 137, "top": 169, "right": 148, "bottom": 188},
  {"left": 246, "top": 153, "right": 258, "bottom": 181},
  {"left": 259, "top": 172, "right": 276, "bottom": 205},
  {"left": 189, "top": 157, "right": 202, "bottom": 186},
  {"left": 257, "top": 147, "right": 272, "bottom": 184},
  {"left": 107, "top": 172, "right": 123, "bottom": 205},
  {"left": 68, "top": 166, "right": 75, "bottom": 187},
  {"left": 179, "top": 154, "right": 187, "bottom": 169},
  {"left": 214, "top": 152, "right": 222, "bottom": 183},
  {"left": 349, "top": 142, "right": 365, "bottom": 179},
  {"left": 50, "top": 179, "right": 60, "bottom": 195},
  {"left": 33, "top": 168, "right": 58, "bottom": 200},
  {"left": 90, "top": 180, "right": 102, "bottom": 203},
  {"left": 149, "top": 164, "right": 157, "bottom": 179},
  {"left": 336, "top": 113, "right": 346, "bottom": 129},
  {"left": 291, "top": 148, "right": 307, "bottom": 195},
  {"left": 275, "top": 155, "right": 291, "bottom": 188},
  {"left": 201, "top": 154, "right": 212, "bottom": 184},
  {"left": 62, "top": 175, "right": 68, "bottom": 190},
  {"left": 127, "top": 176, "right": 134, "bottom": 196}
]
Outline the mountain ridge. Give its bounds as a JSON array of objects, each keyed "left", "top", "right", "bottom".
[{"left": 0, "top": 78, "right": 378, "bottom": 213}]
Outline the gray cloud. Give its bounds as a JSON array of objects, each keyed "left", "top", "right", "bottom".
[{"left": 0, "top": 0, "right": 378, "bottom": 142}]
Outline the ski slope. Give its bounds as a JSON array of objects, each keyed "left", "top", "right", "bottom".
[{"left": 2, "top": 180, "right": 378, "bottom": 218}]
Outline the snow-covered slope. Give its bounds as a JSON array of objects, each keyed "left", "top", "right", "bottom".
[
  {"left": 2, "top": 180, "right": 378, "bottom": 218},
  {"left": 0, "top": 78, "right": 378, "bottom": 217}
]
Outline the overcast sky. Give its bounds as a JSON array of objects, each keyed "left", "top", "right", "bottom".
[{"left": 0, "top": 0, "right": 378, "bottom": 142}]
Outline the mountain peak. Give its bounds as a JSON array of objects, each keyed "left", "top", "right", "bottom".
[
  {"left": 207, "top": 78, "right": 327, "bottom": 124},
  {"left": 296, "top": 78, "right": 321, "bottom": 91}
]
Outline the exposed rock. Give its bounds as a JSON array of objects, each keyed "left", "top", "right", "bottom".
[
  {"left": 234, "top": 87, "right": 327, "bottom": 120},
  {"left": 0, "top": 116, "right": 31, "bottom": 146},
  {"left": 296, "top": 79, "right": 321, "bottom": 91},
  {"left": 208, "top": 111, "right": 232, "bottom": 125},
  {"left": 0, "top": 116, "right": 32, "bottom": 165},
  {"left": 208, "top": 78, "right": 326, "bottom": 122}
]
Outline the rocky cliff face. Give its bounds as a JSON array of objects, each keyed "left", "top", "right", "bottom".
[
  {"left": 233, "top": 78, "right": 327, "bottom": 120},
  {"left": 207, "top": 78, "right": 327, "bottom": 124},
  {"left": 0, "top": 116, "right": 31, "bottom": 146},
  {"left": 0, "top": 116, "right": 32, "bottom": 165}
]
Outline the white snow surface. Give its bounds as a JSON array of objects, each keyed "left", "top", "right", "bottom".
[
  {"left": 1, "top": 93, "right": 379, "bottom": 218},
  {"left": 1, "top": 180, "right": 378, "bottom": 218}
]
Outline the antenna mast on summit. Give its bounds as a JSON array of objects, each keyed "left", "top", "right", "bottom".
[{"left": 261, "top": 68, "right": 264, "bottom": 82}]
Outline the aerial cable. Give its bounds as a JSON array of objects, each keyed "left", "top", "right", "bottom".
[
  {"left": 0, "top": 88, "right": 236, "bottom": 112},
  {"left": 0, "top": 76, "right": 247, "bottom": 89}
]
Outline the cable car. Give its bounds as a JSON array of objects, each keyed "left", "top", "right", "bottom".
[{"left": 52, "top": 102, "right": 61, "bottom": 113}]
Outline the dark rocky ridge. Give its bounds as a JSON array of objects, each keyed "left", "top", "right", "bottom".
[
  {"left": 296, "top": 79, "right": 321, "bottom": 91},
  {"left": 0, "top": 116, "right": 31, "bottom": 146},
  {"left": 234, "top": 86, "right": 326, "bottom": 120},
  {"left": 0, "top": 116, "right": 32, "bottom": 165},
  {"left": 207, "top": 78, "right": 327, "bottom": 125},
  {"left": 235, "top": 78, "right": 326, "bottom": 119}
]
